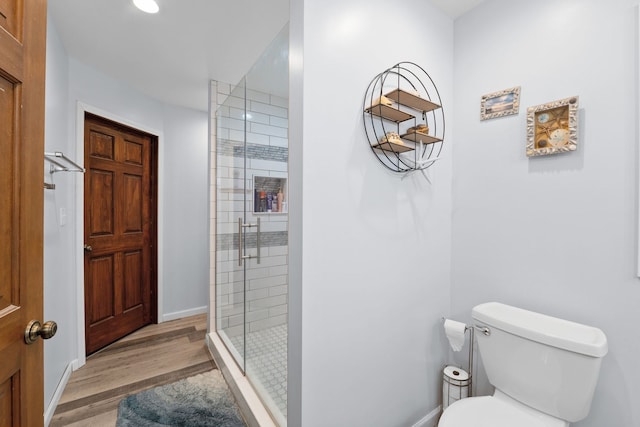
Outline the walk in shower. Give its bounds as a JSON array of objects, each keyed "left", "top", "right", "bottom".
[{"left": 211, "top": 25, "right": 289, "bottom": 426}]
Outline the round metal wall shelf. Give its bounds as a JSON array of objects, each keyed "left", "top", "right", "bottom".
[{"left": 363, "top": 62, "right": 445, "bottom": 173}]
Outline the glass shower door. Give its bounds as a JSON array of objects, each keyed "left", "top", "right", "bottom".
[
  {"left": 215, "top": 24, "right": 289, "bottom": 426},
  {"left": 243, "top": 25, "right": 289, "bottom": 426},
  {"left": 215, "top": 76, "right": 249, "bottom": 369}
]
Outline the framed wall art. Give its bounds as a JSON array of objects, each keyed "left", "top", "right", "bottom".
[
  {"left": 480, "top": 86, "right": 520, "bottom": 120},
  {"left": 526, "top": 96, "right": 579, "bottom": 157}
]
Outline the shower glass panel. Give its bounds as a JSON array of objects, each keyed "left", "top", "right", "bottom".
[
  {"left": 216, "top": 76, "right": 247, "bottom": 368},
  {"left": 216, "top": 24, "right": 289, "bottom": 426}
]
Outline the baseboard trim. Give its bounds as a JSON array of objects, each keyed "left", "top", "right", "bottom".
[
  {"left": 44, "top": 359, "right": 77, "bottom": 427},
  {"left": 412, "top": 406, "right": 442, "bottom": 427},
  {"left": 162, "top": 305, "right": 207, "bottom": 322}
]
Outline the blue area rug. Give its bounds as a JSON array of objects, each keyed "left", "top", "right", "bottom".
[{"left": 116, "top": 370, "right": 247, "bottom": 427}]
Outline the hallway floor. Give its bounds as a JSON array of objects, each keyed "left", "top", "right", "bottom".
[{"left": 50, "top": 314, "right": 214, "bottom": 426}]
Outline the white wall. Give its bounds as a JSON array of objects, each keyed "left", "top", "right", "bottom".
[
  {"left": 292, "top": 0, "right": 454, "bottom": 425},
  {"left": 44, "top": 13, "right": 76, "bottom": 409},
  {"left": 66, "top": 60, "right": 209, "bottom": 320},
  {"left": 43, "top": 18, "right": 209, "bottom": 416},
  {"left": 452, "top": 1, "right": 640, "bottom": 426},
  {"left": 161, "top": 103, "right": 209, "bottom": 317}
]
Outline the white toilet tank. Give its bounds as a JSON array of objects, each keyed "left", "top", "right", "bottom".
[{"left": 472, "top": 302, "right": 608, "bottom": 423}]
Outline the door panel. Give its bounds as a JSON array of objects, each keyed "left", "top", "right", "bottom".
[
  {"left": 84, "top": 114, "right": 157, "bottom": 354},
  {"left": 89, "top": 129, "right": 115, "bottom": 159},
  {"left": 123, "top": 250, "right": 143, "bottom": 310},
  {"left": 0, "top": 75, "right": 15, "bottom": 312},
  {"left": 0, "top": 0, "right": 21, "bottom": 39},
  {"left": 0, "top": 375, "right": 15, "bottom": 426},
  {"left": 0, "top": 0, "right": 47, "bottom": 425},
  {"left": 88, "top": 169, "right": 115, "bottom": 236},
  {"left": 124, "top": 139, "right": 143, "bottom": 164},
  {"left": 123, "top": 174, "right": 143, "bottom": 232},
  {"left": 88, "top": 255, "right": 115, "bottom": 323}
]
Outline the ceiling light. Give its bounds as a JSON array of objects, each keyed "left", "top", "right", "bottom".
[{"left": 133, "top": 0, "right": 159, "bottom": 14}]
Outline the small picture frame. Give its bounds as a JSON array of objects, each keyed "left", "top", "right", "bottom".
[
  {"left": 480, "top": 86, "right": 520, "bottom": 120},
  {"left": 526, "top": 96, "right": 579, "bottom": 157}
]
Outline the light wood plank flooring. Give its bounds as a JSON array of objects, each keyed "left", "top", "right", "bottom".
[{"left": 51, "top": 314, "right": 215, "bottom": 427}]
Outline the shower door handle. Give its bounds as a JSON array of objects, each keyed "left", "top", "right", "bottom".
[
  {"left": 255, "top": 217, "right": 261, "bottom": 264},
  {"left": 238, "top": 218, "right": 242, "bottom": 266},
  {"left": 238, "top": 217, "right": 261, "bottom": 266}
]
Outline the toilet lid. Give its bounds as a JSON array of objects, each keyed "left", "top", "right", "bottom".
[{"left": 438, "top": 396, "right": 566, "bottom": 427}]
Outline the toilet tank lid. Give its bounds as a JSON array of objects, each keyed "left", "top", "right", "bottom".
[{"left": 472, "top": 302, "right": 608, "bottom": 358}]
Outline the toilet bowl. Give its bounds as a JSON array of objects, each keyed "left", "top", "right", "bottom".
[
  {"left": 439, "top": 390, "right": 568, "bottom": 427},
  {"left": 437, "top": 302, "right": 607, "bottom": 427}
]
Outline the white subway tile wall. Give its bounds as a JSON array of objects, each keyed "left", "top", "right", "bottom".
[{"left": 212, "top": 82, "right": 289, "bottom": 341}]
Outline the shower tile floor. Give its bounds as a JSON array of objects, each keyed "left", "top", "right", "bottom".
[{"left": 230, "top": 324, "right": 288, "bottom": 421}]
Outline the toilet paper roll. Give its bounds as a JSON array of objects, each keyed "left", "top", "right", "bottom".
[
  {"left": 444, "top": 319, "right": 466, "bottom": 352},
  {"left": 443, "top": 365, "right": 469, "bottom": 383},
  {"left": 442, "top": 365, "right": 470, "bottom": 410}
]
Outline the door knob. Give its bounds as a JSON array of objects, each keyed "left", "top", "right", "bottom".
[
  {"left": 84, "top": 244, "right": 93, "bottom": 252},
  {"left": 24, "top": 320, "right": 58, "bottom": 344}
]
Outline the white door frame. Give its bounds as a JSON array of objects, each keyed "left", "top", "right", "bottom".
[{"left": 74, "top": 101, "right": 164, "bottom": 367}]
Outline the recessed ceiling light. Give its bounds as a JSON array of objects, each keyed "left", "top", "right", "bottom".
[{"left": 133, "top": 0, "right": 159, "bottom": 14}]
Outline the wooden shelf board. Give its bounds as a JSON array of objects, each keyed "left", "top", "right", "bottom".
[
  {"left": 400, "top": 131, "right": 442, "bottom": 145},
  {"left": 372, "top": 140, "right": 415, "bottom": 153},
  {"left": 365, "top": 104, "right": 414, "bottom": 123},
  {"left": 385, "top": 89, "right": 441, "bottom": 113}
]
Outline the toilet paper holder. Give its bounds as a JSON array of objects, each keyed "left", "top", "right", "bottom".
[{"left": 442, "top": 318, "right": 479, "bottom": 397}]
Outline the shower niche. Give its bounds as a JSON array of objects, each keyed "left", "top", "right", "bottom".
[{"left": 253, "top": 176, "right": 288, "bottom": 214}]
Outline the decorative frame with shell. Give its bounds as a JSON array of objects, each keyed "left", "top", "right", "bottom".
[
  {"left": 480, "top": 86, "right": 520, "bottom": 120},
  {"left": 526, "top": 96, "right": 578, "bottom": 157}
]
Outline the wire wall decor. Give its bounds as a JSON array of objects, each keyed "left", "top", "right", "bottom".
[{"left": 363, "top": 61, "right": 445, "bottom": 174}]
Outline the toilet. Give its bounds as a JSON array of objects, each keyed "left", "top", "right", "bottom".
[{"left": 438, "top": 302, "right": 608, "bottom": 427}]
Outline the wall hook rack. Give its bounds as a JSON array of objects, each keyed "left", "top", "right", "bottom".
[{"left": 44, "top": 151, "right": 85, "bottom": 190}]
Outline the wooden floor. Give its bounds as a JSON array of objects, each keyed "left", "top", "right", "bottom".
[{"left": 50, "top": 314, "right": 215, "bottom": 427}]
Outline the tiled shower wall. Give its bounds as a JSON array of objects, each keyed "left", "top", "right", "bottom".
[{"left": 210, "top": 80, "right": 289, "bottom": 338}]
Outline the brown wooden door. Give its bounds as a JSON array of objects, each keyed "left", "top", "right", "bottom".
[
  {"left": 0, "top": 0, "right": 48, "bottom": 426},
  {"left": 84, "top": 114, "right": 157, "bottom": 354}
]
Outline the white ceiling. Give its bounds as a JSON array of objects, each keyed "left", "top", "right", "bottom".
[
  {"left": 48, "top": 0, "right": 481, "bottom": 112},
  {"left": 429, "top": 0, "right": 485, "bottom": 21}
]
